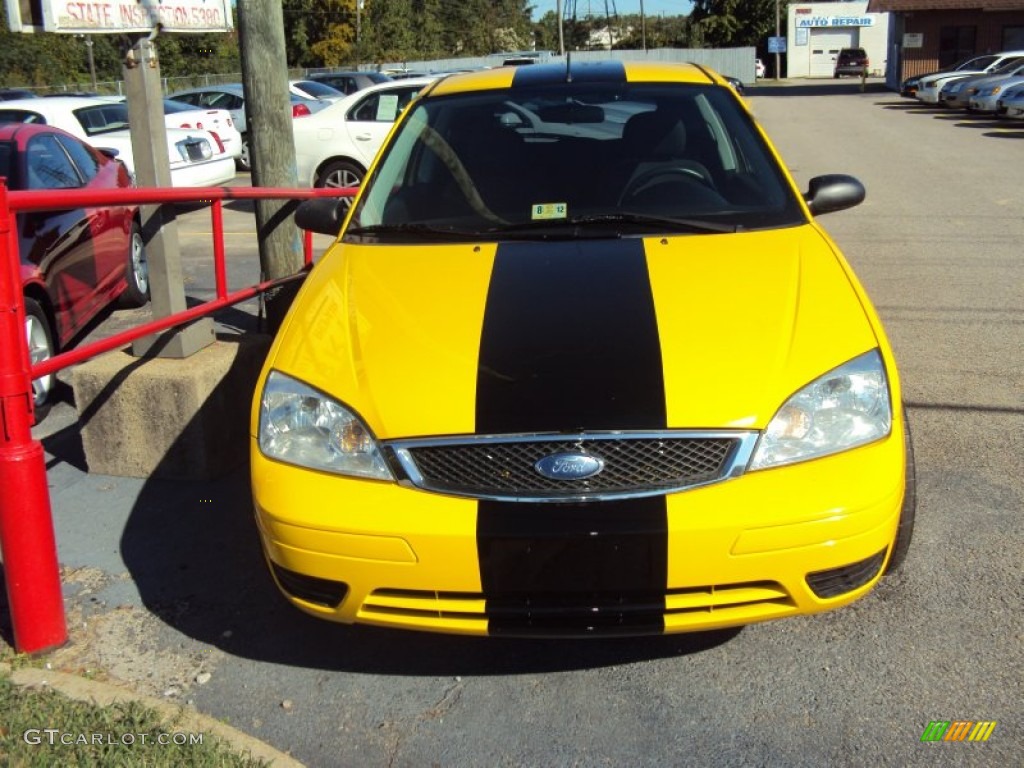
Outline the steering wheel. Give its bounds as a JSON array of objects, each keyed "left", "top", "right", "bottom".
[{"left": 619, "top": 163, "right": 715, "bottom": 205}]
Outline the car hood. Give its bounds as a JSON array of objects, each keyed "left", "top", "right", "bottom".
[
  {"left": 265, "top": 225, "right": 881, "bottom": 439},
  {"left": 969, "top": 73, "right": 1024, "bottom": 91},
  {"left": 921, "top": 70, "right": 980, "bottom": 86}
]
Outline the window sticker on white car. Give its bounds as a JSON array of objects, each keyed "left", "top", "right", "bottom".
[
  {"left": 375, "top": 94, "right": 400, "bottom": 121},
  {"left": 532, "top": 202, "right": 567, "bottom": 220}
]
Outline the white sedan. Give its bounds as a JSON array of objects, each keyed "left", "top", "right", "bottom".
[
  {"left": 916, "top": 51, "right": 1024, "bottom": 104},
  {"left": 293, "top": 77, "right": 436, "bottom": 196},
  {"left": 0, "top": 96, "right": 235, "bottom": 186}
]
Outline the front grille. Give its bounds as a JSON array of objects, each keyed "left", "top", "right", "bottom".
[{"left": 388, "top": 431, "right": 758, "bottom": 501}]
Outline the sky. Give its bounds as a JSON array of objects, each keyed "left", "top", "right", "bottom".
[{"left": 530, "top": 1, "right": 695, "bottom": 21}]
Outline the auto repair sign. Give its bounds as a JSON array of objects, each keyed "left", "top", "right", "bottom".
[{"left": 42, "top": 0, "right": 232, "bottom": 33}]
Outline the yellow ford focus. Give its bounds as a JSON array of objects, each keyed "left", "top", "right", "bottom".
[{"left": 251, "top": 61, "right": 915, "bottom": 637}]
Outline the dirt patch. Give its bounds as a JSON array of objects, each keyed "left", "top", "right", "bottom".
[{"left": 45, "top": 566, "right": 223, "bottom": 700}]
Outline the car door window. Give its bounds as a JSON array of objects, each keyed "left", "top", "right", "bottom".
[
  {"left": 26, "top": 134, "right": 81, "bottom": 189},
  {"left": 349, "top": 88, "right": 420, "bottom": 122},
  {"left": 55, "top": 134, "right": 99, "bottom": 182}
]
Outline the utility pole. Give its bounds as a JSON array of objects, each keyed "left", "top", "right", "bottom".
[
  {"left": 775, "top": 0, "right": 781, "bottom": 81},
  {"left": 84, "top": 36, "right": 97, "bottom": 92},
  {"left": 640, "top": 0, "right": 646, "bottom": 52},
  {"left": 123, "top": 33, "right": 214, "bottom": 358},
  {"left": 237, "top": 0, "right": 303, "bottom": 333},
  {"left": 557, "top": 0, "right": 565, "bottom": 56}
]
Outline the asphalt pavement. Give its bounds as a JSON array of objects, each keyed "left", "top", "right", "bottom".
[{"left": 4, "top": 79, "right": 1022, "bottom": 767}]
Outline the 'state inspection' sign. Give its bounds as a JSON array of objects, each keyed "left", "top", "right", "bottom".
[{"left": 6, "top": 0, "right": 233, "bottom": 33}]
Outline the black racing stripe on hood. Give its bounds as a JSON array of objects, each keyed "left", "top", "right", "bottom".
[
  {"left": 475, "top": 240, "right": 668, "bottom": 637},
  {"left": 510, "top": 60, "right": 627, "bottom": 88},
  {"left": 475, "top": 240, "right": 666, "bottom": 433}
]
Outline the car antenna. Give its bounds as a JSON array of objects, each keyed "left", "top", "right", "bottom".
[{"left": 565, "top": 52, "right": 572, "bottom": 83}]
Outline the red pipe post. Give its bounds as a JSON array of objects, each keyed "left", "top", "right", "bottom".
[
  {"left": 0, "top": 182, "right": 349, "bottom": 654},
  {"left": 0, "top": 178, "right": 67, "bottom": 654}
]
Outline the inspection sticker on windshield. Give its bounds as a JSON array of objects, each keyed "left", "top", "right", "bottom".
[{"left": 532, "top": 203, "right": 567, "bottom": 220}]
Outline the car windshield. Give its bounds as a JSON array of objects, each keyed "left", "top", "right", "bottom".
[
  {"left": 294, "top": 80, "right": 343, "bottom": 98},
  {"left": 992, "top": 57, "right": 1024, "bottom": 74},
  {"left": 72, "top": 103, "right": 130, "bottom": 135},
  {"left": 164, "top": 98, "right": 201, "bottom": 114},
  {"left": 348, "top": 81, "right": 804, "bottom": 241}
]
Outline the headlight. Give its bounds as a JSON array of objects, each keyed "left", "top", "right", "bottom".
[
  {"left": 258, "top": 370, "right": 393, "bottom": 480},
  {"left": 749, "top": 350, "right": 892, "bottom": 471}
]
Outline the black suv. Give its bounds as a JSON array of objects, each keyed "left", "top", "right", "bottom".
[{"left": 834, "top": 48, "right": 869, "bottom": 78}]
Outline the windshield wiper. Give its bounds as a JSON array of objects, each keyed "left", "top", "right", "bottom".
[
  {"left": 484, "top": 213, "right": 741, "bottom": 237},
  {"left": 566, "top": 213, "right": 742, "bottom": 234},
  {"left": 345, "top": 223, "right": 480, "bottom": 240}
]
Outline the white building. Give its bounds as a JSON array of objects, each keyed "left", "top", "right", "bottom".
[{"left": 786, "top": 2, "right": 891, "bottom": 78}]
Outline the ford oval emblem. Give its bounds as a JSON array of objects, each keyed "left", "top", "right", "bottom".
[{"left": 534, "top": 452, "right": 605, "bottom": 481}]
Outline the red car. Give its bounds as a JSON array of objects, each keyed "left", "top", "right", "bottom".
[{"left": 0, "top": 122, "right": 149, "bottom": 421}]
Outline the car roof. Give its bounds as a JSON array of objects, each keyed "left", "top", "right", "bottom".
[
  {"left": 426, "top": 60, "right": 720, "bottom": 98},
  {"left": 172, "top": 83, "right": 244, "bottom": 95}
]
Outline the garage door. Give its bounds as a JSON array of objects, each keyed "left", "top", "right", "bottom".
[{"left": 809, "top": 29, "right": 857, "bottom": 77}]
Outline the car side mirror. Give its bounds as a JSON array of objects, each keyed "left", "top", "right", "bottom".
[
  {"left": 294, "top": 198, "right": 347, "bottom": 236},
  {"left": 804, "top": 174, "right": 866, "bottom": 216},
  {"left": 96, "top": 146, "right": 119, "bottom": 159}
]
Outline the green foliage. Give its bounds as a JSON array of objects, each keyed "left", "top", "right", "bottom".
[
  {"left": 0, "top": 671, "right": 267, "bottom": 767},
  {"left": 0, "top": 4, "right": 238, "bottom": 91},
  {"left": 690, "top": 0, "right": 776, "bottom": 48},
  {"left": 3, "top": 0, "right": 761, "bottom": 87}
]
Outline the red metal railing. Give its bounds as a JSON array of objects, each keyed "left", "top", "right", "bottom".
[{"left": 0, "top": 180, "right": 352, "bottom": 654}]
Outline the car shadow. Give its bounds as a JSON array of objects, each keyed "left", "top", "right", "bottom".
[
  {"left": 749, "top": 81, "right": 889, "bottom": 97},
  {"left": 117, "top": 465, "right": 741, "bottom": 676},
  {"left": 101, "top": 360, "right": 741, "bottom": 673}
]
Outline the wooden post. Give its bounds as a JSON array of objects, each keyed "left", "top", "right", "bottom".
[{"left": 236, "top": 0, "right": 304, "bottom": 333}]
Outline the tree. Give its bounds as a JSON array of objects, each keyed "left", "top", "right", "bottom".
[{"left": 689, "top": 0, "right": 775, "bottom": 49}]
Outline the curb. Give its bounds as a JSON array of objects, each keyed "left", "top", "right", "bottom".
[{"left": 2, "top": 663, "right": 304, "bottom": 767}]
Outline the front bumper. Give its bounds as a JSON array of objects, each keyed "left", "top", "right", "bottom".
[
  {"left": 252, "top": 427, "right": 905, "bottom": 637},
  {"left": 967, "top": 95, "right": 1001, "bottom": 113}
]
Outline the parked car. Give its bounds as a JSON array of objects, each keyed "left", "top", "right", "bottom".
[
  {"left": 915, "top": 51, "right": 1024, "bottom": 104},
  {"left": 899, "top": 54, "right": 996, "bottom": 98},
  {"left": 292, "top": 77, "right": 435, "bottom": 198},
  {"left": 0, "top": 88, "right": 37, "bottom": 100},
  {"left": 289, "top": 79, "right": 345, "bottom": 104},
  {"left": 1, "top": 122, "right": 148, "bottom": 421},
  {"left": 723, "top": 75, "right": 745, "bottom": 95},
  {"left": 755, "top": 58, "right": 766, "bottom": 79},
  {"left": 167, "top": 83, "right": 326, "bottom": 171},
  {"left": 0, "top": 96, "right": 236, "bottom": 187},
  {"left": 106, "top": 96, "right": 244, "bottom": 164},
  {"left": 256, "top": 61, "right": 913, "bottom": 637},
  {"left": 306, "top": 70, "right": 393, "bottom": 95},
  {"left": 938, "top": 58, "right": 1024, "bottom": 109},
  {"left": 964, "top": 63, "right": 1024, "bottom": 114},
  {"left": 997, "top": 85, "right": 1024, "bottom": 118},
  {"left": 834, "top": 48, "right": 869, "bottom": 78}
]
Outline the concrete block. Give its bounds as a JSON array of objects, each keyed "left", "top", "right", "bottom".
[{"left": 73, "top": 334, "right": 272, "bottom": 479}]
